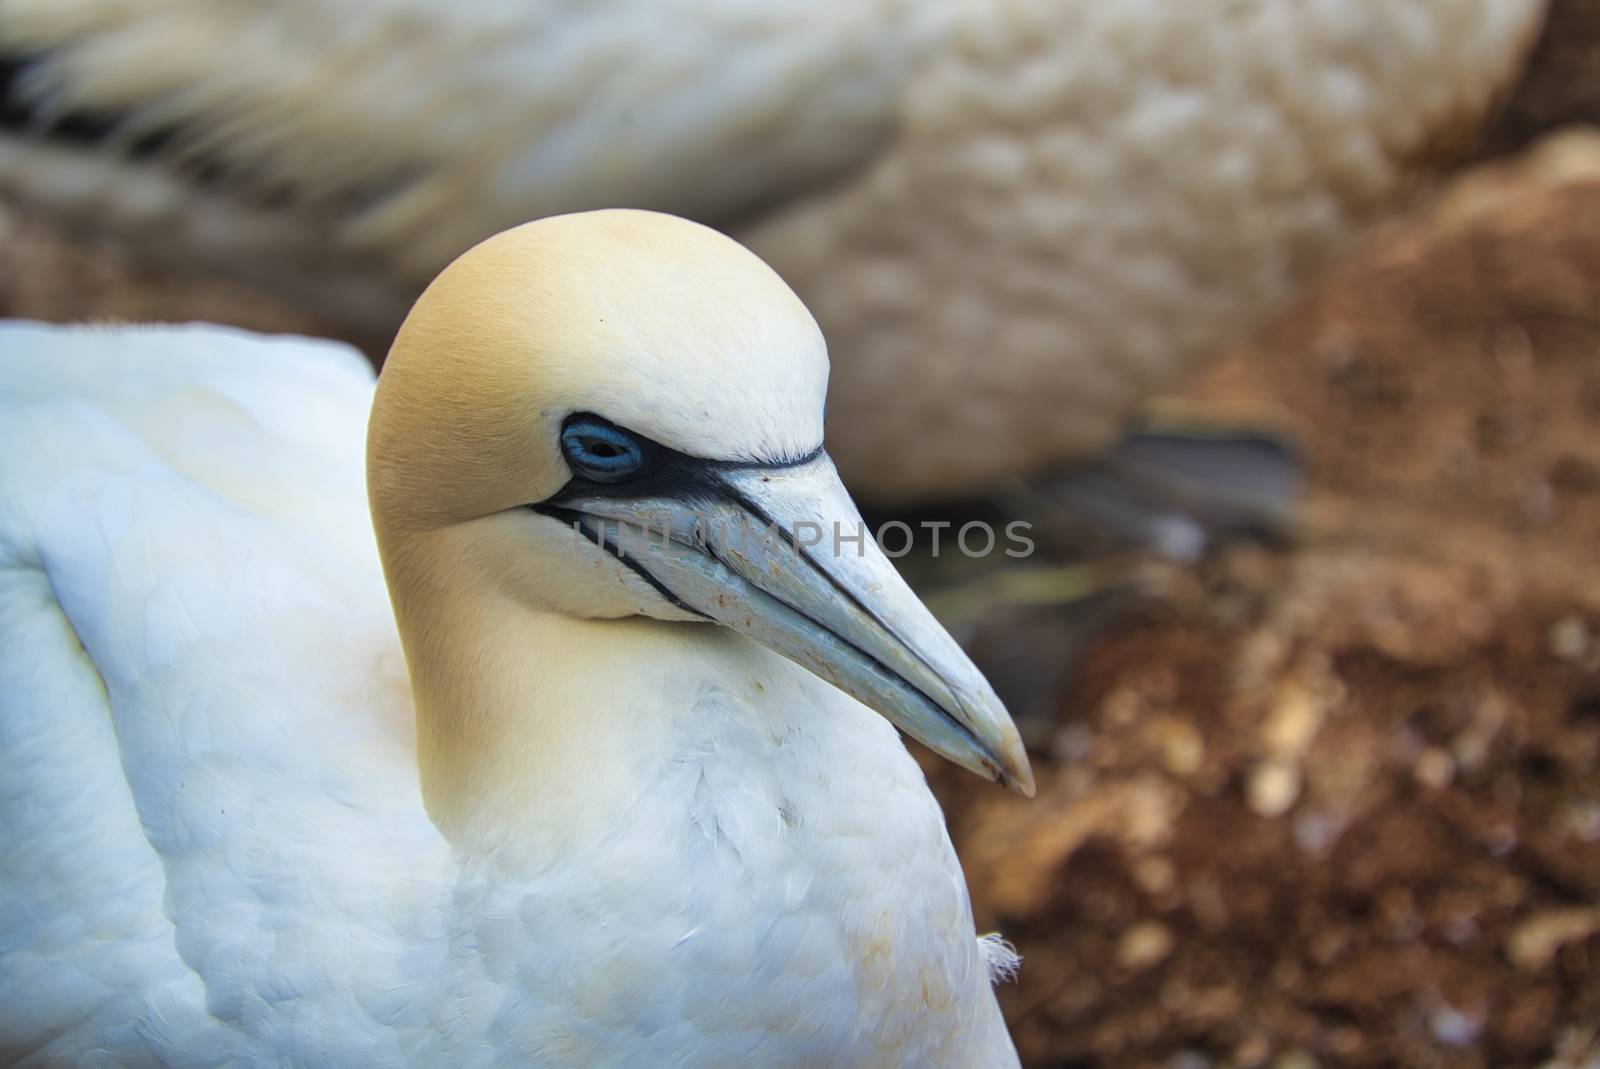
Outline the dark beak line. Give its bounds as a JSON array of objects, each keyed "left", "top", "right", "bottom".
[
  {"left": 694, "top": 528, "right": 1009, "bottom": 783},
  {"left": 529, "top": 493, "right": 1012, "bottom": 786},
  {"left": 533, "top": 503, "right": 711, "bottom": 620},
  {"left": 716, "top": 474, "right": 989, "bottom": 725}
]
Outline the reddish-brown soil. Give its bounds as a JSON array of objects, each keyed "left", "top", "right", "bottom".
[{"left": 925, "top": 134, "right": 1600, "bottom": 1068}]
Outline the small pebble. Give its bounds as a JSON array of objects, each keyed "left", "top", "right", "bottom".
[
  {"left": 1549, "top": 616, "right": 1590, "bottom": 662},
  {"left": 1248, "top": 760, "right": 1301, "bottom": 817},
  {"left": 1117, "top": 921, "right": 1174, "bottom": 972},
  {"left": 1132, "top": 855, "right": 1177, "bottom": 897},
  {"left": 1507, "top": 908, "right": 1600, "bottom": 971},
  {"left": 1414, "top": 747, "right": 1456, "bottom": 789},
  {"left": 1263, "top": 683, "right": 1324, "bottom": 757},
  {"left": 1565, "top": 799, "right": 1600, "bottom": 842},
  {"left": 1157, "top": 719, "right": 1205, "bottom": 776},
  {"left": 1429, "top": 1004, "right": 1483, "bottom": 1046},
  {"left": 1274, "top": 1052, "right": 1319, "bottom": 1069}
]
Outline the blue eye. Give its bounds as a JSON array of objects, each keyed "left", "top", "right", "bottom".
[{"left": 560, "top": 418, "right": 647, "bottom": 483}]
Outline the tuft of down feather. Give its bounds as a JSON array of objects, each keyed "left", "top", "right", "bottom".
[{"left": 978, "top": 933, "right": 1022, "bottom": 985}]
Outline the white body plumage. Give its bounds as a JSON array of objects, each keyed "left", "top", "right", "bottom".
[{"left": 0, "top": 265, "right": 1021, "bottom": 1064}]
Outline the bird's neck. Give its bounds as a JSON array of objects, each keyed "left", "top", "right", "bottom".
[{"left": 382, "top": 529, "right": 813, "bottom": 866}]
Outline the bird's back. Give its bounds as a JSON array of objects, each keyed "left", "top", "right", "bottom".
[{"left": 0, "top": 322, "right": 453, "bottom": 1064}]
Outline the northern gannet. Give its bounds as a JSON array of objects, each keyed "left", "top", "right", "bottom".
[
  {"left": 0, "top": 209, "right": 1032, "bottom": 1066},
  {"left": 0, "top": 0, "right": 1548, "bottom": 501}
]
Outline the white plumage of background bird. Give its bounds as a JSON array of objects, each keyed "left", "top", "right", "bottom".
[
  {"left": 0, "top": 210, "right": 1033, "bottom": 1066},
  {"left": 0, "top": 0, "right": 1549, "bottom": 501}
]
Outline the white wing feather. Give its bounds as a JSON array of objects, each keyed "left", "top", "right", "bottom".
[{"left": 0, "top": 322, "right": 455, "bottom": 1064}]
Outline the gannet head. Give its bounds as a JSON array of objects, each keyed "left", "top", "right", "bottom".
[{"left": 369, "top": 209, "right": 1033, "bottom": 797}]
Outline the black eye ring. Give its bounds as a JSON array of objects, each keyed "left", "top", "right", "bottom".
[{"left": 560, "top": 416, "right": 648, "bottom": 483}]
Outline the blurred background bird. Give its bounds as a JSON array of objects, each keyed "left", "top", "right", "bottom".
[{"left": 0, "top": 0, "right": 1574, "bottom": 514}]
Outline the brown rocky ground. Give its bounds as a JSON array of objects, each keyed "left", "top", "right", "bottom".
[{"left": 924, "top": 132, "right": 1600, "bottom": 1068}]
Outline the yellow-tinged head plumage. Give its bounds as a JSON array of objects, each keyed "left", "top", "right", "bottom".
[{"left": 369, "top": 209, "right": 828, "bottom": 537}]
